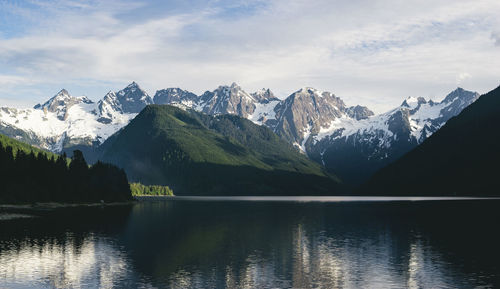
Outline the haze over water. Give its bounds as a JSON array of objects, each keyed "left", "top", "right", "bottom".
[{"left": 1, "top": 198, "right": 499, "bottom": 288}]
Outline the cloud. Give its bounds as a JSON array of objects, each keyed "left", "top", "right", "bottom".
[
  {"left": 0, "top": 0, "right": 499, "bottom": 112},
  {"left": 456, "top": 72, "right": 472, "bottom": 84},
  {"left": 492, "top": 31, "right": 500, "bottom": 46},
  {"left": 0, "top": 74, "right": 29, "bottom": 86}
]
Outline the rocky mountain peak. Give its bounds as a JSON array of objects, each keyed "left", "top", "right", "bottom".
[
  {"left": 401, "top": 96, "right": 425, "bottom": 108},
  {"left": 297, "top": 87, "right": 315, "bottom": 93},
  {"left": 442, "top": 87, "right": 479, "bottom": 104},
  {"left": 114, "top": 82, "right": 153, "bottom": 114},
  {"left": 119, "top": 82, "right": 143, "bottom": 95},
  {"left": 56, "top": 88, "right": 70, "bottom": 98},
  {"left": 436, "top": 88, "right": 479, "bottom": 121},
  {"left": 272, "top": 88, "right": 348, "bottom": 148},
  {"left": 346, "top": 105, "right": 375, "bottom": 120},
  {"left": 219, "top": 83, "right": 249, "bottom": 99},
  {"left": 198, "top": 83, "right": 256, "bottom": 117},
  {"left": 251, "top": 88, "right": 279, "bottom": 103},
  {"left": 153, "top": 88, "right": 198, "bottom": 105},
  {"left": 125, "top": 81, "right": 139, "bottom": 90},
  {"left": 95, "top": 91, "right": 120, "bottom": 123},
  {"left": 95, "top": 83, "right": 153, "bottom": 123},
  {"left": 34, "top": 89, "right": 93, "bottom": 120},
  {"left": 401, "top": 96, "right": 429, "bottom": 115}
]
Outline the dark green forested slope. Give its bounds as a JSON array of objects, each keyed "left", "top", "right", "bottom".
[
  {"left": 0, "top": 133, "right": 132, "bottom": 203},
  {"left": 360, "top": 85, "right": 500, "bottom": 196},
  {"left": 99, "top": 105, "right": 343, "bottom": 195}
]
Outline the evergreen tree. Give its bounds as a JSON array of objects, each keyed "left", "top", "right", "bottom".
[{"left": 0, "top": 141, "right": 132, "bottom": 203}]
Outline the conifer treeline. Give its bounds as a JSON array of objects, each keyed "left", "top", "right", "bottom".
[
  {"left": 0, "top": 145, "right": 132, "bottom": 203},
  {"left": 130, "top": 182, "right": 174, "bottom": 196}
]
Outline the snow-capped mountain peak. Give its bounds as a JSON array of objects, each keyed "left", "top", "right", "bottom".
[
  {"left": 442, "top": 87, "right": 479, "bottom": 104},
  {"left": 98, "top": 82, "right": 153, "bottom": 117},
  {"left": 195, "top": 83, "right": 258, "bottom": 117},
  {"left": 271, "top": 87, "right": 353, "bottom": 150},
  {"left": 33, "top": 89, "right": 93, "bottom": 121},
  {"left": 401, "top": 96, "right": 426, "bottom": 108},
  {"left": 307, "top": 87, "right": 480, "bottom": 184},
  {"left": 153, "top": 88, "right": 198, "bottom": 108},
  {"left": 125, "top": 81, "right": 139, "bottom": 89},
  {"left": 35, "top": 88, "right": 71, "bottom": 109},
  {"left": 0, "top": 83, "right": 147, "bottom": 153},
  {"left": 250, "top": 88, "right": 279, "bottom": 103},
  {"left": 153, "top": 84, "right": 280, "bottom": 120}
]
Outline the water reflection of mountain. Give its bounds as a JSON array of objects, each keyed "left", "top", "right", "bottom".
[
  {"left": 122, "top": 201, "right": 500, "bottom": 288},
  {"left": 0, "top": 201, "right": 499, "bottom": 288},
  {"left": 0, "top": 235, "right": 132, "bottom": 288}
]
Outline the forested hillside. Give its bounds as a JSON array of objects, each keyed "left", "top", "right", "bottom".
[
  {"left": 0, "top": 134, "right": 132, "bottom": 203},
  {"left": 99, "top": 105, "right": 343, "bottom": 195}
]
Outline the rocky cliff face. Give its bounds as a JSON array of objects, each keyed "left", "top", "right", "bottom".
[
  {"left": 153, "top": 88, "right": 198, "bottom": 106},
  {"left": 306, "top": 88, "right": 480, "bottom": 184},
  {"left": 270, "top": 88, "right": 372, "bottom": 151},
  {"left": 197, "top": 83, "right": 258, "bottom": 118},
  {"left": 346, "top": 105, "right": 375, "bottom": 120}
]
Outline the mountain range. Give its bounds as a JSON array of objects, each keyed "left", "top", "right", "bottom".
[
  {"left": 143, "top": 83, "right": 479, "bottom": 184},
  {"left": 0, "top": 82, "right": 479, "bottom": 185},
  {"left": 361, "top": 85, "right": 500, "bottom": 196}
]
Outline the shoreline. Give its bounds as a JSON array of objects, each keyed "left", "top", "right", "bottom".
[
  {"left": 0, "top": 200, "right": 136, "bottom": 210},
  {"left": 0, "top": 200, "right": 136, "bottom": 221},
  {"left": 134, "top": 195, "right": 500, "bottom": 202}
]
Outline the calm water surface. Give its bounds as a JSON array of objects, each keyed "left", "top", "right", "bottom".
[{"left": 1, "top": 197, "right": 499, "bottom": 288}]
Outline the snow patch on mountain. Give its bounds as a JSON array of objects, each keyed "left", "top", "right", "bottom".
[
  {"left": 0, "top": 83, "right": 146, "bottom": 152},
  {"left": 312, "top": 88, "right": 478, "bottom": 152},
  {"left": 248, "top": 100, "right": 280, "bottom": 125}
]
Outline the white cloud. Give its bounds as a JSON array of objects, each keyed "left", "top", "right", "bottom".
[
  {"left": 0, "top": 74, "right": 29, "bottom": 86},
  {"left": 456, "top": 72, "right": 472, "bottom": 84},
  {"left": 0, "top": 0, "right": 499, "bottom": 113}
]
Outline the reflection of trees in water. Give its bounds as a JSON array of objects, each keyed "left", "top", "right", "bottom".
[
  {"left": 0, "top": 233, "right": 144, "bottom": 288},
  {"left": 1, "top": 201, "right": 495, "bottom": 288},
  {"left": 0, "top": 205, "right": 141, "bottom": 288}
]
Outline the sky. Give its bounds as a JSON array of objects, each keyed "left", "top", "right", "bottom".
[{"left": 0, "top": 0, "right": 499, "bottom": 113}]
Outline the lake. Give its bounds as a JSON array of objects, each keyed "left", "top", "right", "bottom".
[{"left": 1, "top": 197, "right": 499, "bottom": 288}]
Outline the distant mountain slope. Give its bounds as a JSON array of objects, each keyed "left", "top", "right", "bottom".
[
  {"left": 360, "top": 85, "right": 500, "bottom": 196},
  {"left": 98, "top": 105, "right": 343, "bottom": 196},
  {"left": 0, "top": 133, "right": 59, "bottom": 158}
]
